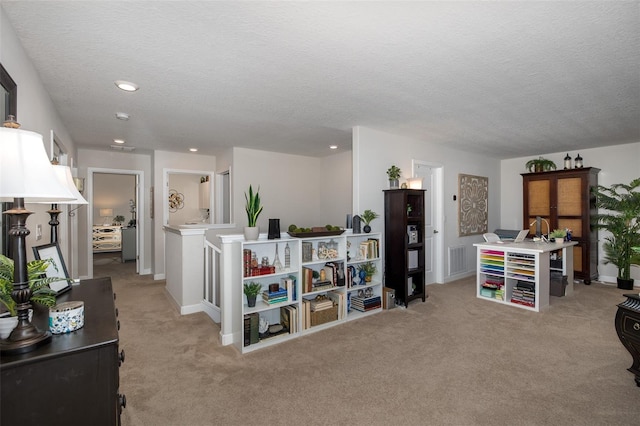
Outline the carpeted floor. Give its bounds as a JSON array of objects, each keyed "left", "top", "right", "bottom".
[{"left": 97, "top": 259, "right": 640, "bottom": 426}]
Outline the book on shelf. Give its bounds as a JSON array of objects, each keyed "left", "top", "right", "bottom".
[
  {"left": 301, "top": 299, "right": 311, "bottom": 330},
  {"left": 327, "top": 291, "right": 346, "bottom": 320},
  {"left": 244, "top": 313, "right": 260, "bottom": 346},
  {"left": 350, "top": 295, "right": 381, "bottom": 312},
  {"left": 308, "top": 297, "right": 334, "bottom": 312},
  {"left": 324, "top": 261, "right": 345, "bottom": 287},
  {"left": 282, "top": 276, "right": 295, "bottom": 302}
]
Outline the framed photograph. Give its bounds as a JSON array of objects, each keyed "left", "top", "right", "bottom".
[{"left": 32, "top": 242, "right": 72, "bottom": 295}]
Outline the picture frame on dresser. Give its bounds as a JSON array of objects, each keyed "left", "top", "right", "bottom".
[{"left": 32, "top": 242, "right": 71, "bottom": 295}]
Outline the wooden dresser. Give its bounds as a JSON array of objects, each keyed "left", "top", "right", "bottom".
[
  {"left": 615, "top": 294, "right": 640, "bottom": 387},
  {"left": 93, "top": 225, "right": 122, "bottom": 252},
  {"left": 1, "top": 277, "right": 126, "bottom": 425}
]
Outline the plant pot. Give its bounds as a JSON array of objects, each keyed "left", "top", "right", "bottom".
[
  {"left": 389, "top": 179, "right": 399, "bottom": 189},
  {"left": 617, "top": 277, "right": 635, "bottom": 290},
  {"left": 0, "top": 309, "right": 33, "bottom": 339},
  {"left": 365, "top": 275, "right": 372, "bottom": 282},
  {"left": 363, "top": 224, "right": 371, "bottom": 233},
  {"left": 244, "top": 226, "right": 259, "bottom": 241},
  {"left": 246, "top": 294, "right": 257, "bottom": 307}
]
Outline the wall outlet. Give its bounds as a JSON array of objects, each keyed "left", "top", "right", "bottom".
[{"left": 36, "top": 224, "right": 42, "bottom": 240}]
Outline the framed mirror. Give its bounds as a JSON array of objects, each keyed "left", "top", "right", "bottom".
[{"left": 1, "top": 62, "right": 17, "bottom": 257}]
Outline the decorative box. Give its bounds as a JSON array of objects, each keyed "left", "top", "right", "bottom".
[
  {"left": 49, "top": 301, "right": 85, "bottom": 334},
  {"left": 310, "top": 305, "right": 338, "bottom": 327}
]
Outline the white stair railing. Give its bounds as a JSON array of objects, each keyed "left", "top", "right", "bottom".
[{"left": 202, "top": 240, "right": 222, "bottom": 323}]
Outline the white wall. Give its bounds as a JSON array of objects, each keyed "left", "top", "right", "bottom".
[
  {"left": 93, "top": 174, "right": 136, "bottom": 225},
  {"left": 501, "top": 142, "right": 640, "bottom": 284},
  {"left": 0, "top": 9, "right": 80, "bottom": 270},
  {"left": 153, "top": 150, "right": 217, "bottom": 278},
  {"left": 353, "top": 126, "right": 502, "bottom": 282},
  {"left": 167, "top": 174, "right": 203, "bottom": 225}
]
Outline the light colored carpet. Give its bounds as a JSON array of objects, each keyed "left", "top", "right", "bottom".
[{"left": 98, "top": 260, "right": 640, "bottom": 426}]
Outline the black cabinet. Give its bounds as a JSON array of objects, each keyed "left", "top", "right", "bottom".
[
  {"left": 615, "top": 294, "right": 640, "bottom": 387},
  {"left": 1, "top": 277, "right": 125, "bottom": 425},
  {"left": 384, "top": 189, "right": 426, "bottom": 307}
]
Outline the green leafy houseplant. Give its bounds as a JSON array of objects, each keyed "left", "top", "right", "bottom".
[
  {"left": 113, "top": 215, "right": 125, "bottom": 225},
  {"left": 386, "top": 165, "right": 401, "bottom": 180},
  {"left": 549, "top": 229, "right": 567, "bottom": 241},
  {"left": 244, "top": 185, "right": 263, "bottom": 227},
  {"left": 0, "top": 255, "right": 62, "bottom": 317},
  {"left": 243, "top": 281, "right": 262, "bottom": 297},
  {"left": 360, "top": 209, "right": 379, "bottom": 226},
  {"left": 592, "top": 178, "right": 640, "bottom": 288},
  {"left": 243, "top": 281, "right": 262, "bottom": 307},
  {"left": 357, "top": 262, "right": 377, "bottom": 282},
  {"left": 525, "top": 157, "right": 557, "bottom": 173}
]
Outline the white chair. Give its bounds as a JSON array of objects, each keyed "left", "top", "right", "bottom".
[{"left": 482, "top": 232, "right": 500, "bottom": 242}]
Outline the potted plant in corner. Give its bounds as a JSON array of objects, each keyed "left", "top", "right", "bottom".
[
  {"left": 592, "top": 178, "right": 640, "bottom": 290},
  {"left": 244, "top": 185, "right": 263, "bottom": 241},
  {"left": 525, "top": 157, "right": 557, "bottom": 173},
  {"left": 360, "top": 209, "right": 379, "bottom": 233},
  {"left": 113, "top": 215, "right": 125, "bottom": 226},
  {"left": 243, "top": 281, "right": 262, "bottom": 307},
  {"left": 387, "top": 165, "right": 401, "bottom": 189},
  {"left": 0, "top": 255, "right": 63, "bottom": 339}
]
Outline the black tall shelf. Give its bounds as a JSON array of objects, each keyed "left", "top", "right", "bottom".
[{"left": 383, "top": 189, "right": 426, "bottom": 307}]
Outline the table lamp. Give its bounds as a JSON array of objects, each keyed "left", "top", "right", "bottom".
[
  {"left": 100, "top": 208, "right": 114, "bottom": 226},
  {"left": 34, "top": 164, "right": 88, "bottom": 243},
  {"left": 0, "top": 123, "right": 76, "bottom": 354}
]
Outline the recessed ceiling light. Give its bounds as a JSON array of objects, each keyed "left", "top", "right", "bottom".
[
  {"left": 115, "top": 112, "right": 130, "bottom": 120},
  {"left": 114, "top": 139, "right": 125, "bottom": 144},
  {"left": 189, "top": 148, "right": 198, "bottom": 152},
  {"left": 114, "top": 80, "right": 139, "bottom": 92},
  {"left": 330, "top": 145, "right": 338, "bottom": 150}
]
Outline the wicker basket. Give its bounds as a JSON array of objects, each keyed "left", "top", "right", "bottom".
[{"left": 310, "top": 305, "right": 338, "bottom": 327}]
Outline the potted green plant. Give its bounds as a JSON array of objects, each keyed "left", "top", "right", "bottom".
[
  {"left": 244, "top": 185, "right": 263, "bottom": 241},
  {"left": 525, "top": 157, "right": 557, "bottom": 173},
  {"left": 549, "top": 229, "right": 567, "bottom": 244},
  {"left": 357, "top": 262, "right": 377, "bottom": 283},
  {"left": 386, "top": 165, "right": 401, "bottom": 189},
  {"left": 243, "top": 281, "right": 262, "bottom": 307},
  {"left": 113, "top": 215, "right": 125, "bottom": 225},
  {"left": 592, "top": 178, "right": 640, "bottom": 289},
  {"left": 0, "top": 255, "right": 64, "bottom": 338},
  {"left": 360, "top": 209, "right": 379, "bottom": 233}
]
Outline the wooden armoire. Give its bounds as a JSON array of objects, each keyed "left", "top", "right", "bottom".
[{"left": 522, "top": 167, "right": 600, "bottom": 284}]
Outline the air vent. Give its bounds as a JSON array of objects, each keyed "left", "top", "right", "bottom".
[{"left": 110, "top": 145, "right": 135, "bottom": 152}]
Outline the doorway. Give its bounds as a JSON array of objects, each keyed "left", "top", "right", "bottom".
[
  {"left": 412, "top": 160, "right": 444, "bottom": 284},
  {"left": 86, "top": 168, "right": 144, "bottom": 279}
]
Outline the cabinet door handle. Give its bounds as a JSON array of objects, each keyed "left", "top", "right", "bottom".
[
  {"left": 118, "top": 393, "right": 127, "bottom": 409},
  {"left": 634, "top": 322, "right": 640, "bottom": 331},
  {"left": 433, "top": 230, "right": 439, "bottom": 234}
]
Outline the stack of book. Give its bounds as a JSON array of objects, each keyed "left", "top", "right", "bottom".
[
  {"left": 511, "top": 281, "right": 535, "bottom": 307},
  {"left": 262, "top": 287, "right": 288, "bottom": 304},
  {"left": 350, "top": 294, "right": 381, "bottom": 312},
  {"left": 481, "top": 277, "right": 504, "bottom": 299},
  {"left": 309, "top": 297, "right": 334, "bottom": 312}
]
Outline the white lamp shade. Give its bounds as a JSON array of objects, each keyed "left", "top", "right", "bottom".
[
  {"left": 407, "top": 177, "right": 423, "bottom": 189},
  {"left": 100, "top": 209, "right": 114, "bottom": 217},
  {"left": 51, "top": 165, "right": 88, "bottom": 205},
  {"left": 0, "top": 127, "right": 76, "bottom": 202}
]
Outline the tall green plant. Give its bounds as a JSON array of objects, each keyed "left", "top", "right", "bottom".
[
  {"left": 0, "top": 255, "right": 63, "bottom": 316},
  {"left": 244, "top": 185, "right": 263, "bottom": 227},
  {"left": 592, "top": 178, "right": 640, "bottom": 280}
]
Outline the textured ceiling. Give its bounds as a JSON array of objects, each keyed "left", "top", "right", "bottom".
[{"left": 2, "top": 1, "right": 639, "bottom": 158}]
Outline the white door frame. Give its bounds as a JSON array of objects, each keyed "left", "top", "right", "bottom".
[
  {"left": 412, "top": 160, "right": 445, "bottom": 284},
  {"left": 86, "top": 167, "right": 145, "bottom": 279}
]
